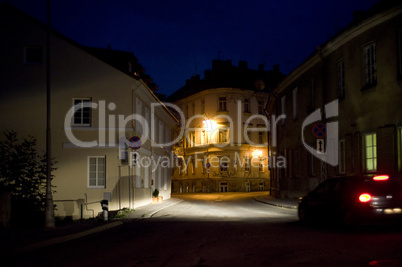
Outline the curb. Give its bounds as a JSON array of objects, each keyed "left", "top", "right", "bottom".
[
  {"left": 254, "top": 197, "right": 298, "bottom": 210},
  {"left": 13, "top": 221, "right": 123, "bottom": 254},
  {"left": 142, "top": 199, "right": 183, "bottom": 218}
]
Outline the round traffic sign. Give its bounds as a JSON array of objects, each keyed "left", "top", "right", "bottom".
[
  {"left": 129, "top": 136, "right": 141, "bottom": 150},
  {"left": 312, "top": 122, "right": 327, "bottom": 138},
  {"left": 206, "top": 162, "right": 211, "bottom": 168}
]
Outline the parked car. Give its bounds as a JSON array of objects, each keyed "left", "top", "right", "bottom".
[{"left": 298, "top": 175, "right": 402, "bottom": 226}]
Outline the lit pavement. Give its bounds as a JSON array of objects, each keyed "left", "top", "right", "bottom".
[{"left": 4, "top": 192, "right": 402, "bottom": 266}]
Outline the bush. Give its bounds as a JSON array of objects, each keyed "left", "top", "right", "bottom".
[{"left": 0, "top": 131, "right": 56, "bottom": 227}]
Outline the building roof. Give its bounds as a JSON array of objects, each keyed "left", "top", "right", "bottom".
[
  {"left": 0, "top": 2, "right": 158, "bottom": 91},
  {"left": 275, "top": 0, "right": 402, "bottom": 92},
  {"left": 83, "top": 46, "right": 158, "bottom": 92},
  {"left": 167, "top": 59, "right": 284, "bottom": 102}
]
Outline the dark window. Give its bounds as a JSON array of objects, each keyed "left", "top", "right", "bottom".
[
  {"left": 73, "top": 99, "right": 91, "bottom": 126},
  {"left": 363, "top": 43, "right": 377, "bottom": 88},
  {"left": 244, "top": 99, "right": 250, "bottom": 113},
  {"left": 219, "top": 97, "right": 227, "bottom": 111},
  {"left": 337, "top": 60, "right": 345, "bottom": 99},
  {"left": 24, "top": 47, "right": 42, "bottom": 64}
]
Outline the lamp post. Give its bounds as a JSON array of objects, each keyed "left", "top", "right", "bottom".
[{"left": 44, "top": 0, "right": 55, "bottom": 228}]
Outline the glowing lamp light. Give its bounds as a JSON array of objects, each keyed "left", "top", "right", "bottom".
[
  {"left": 252, "top": 149, "right": 263, "bottom": 158},
  {"left": 202, "top": 119, "right": 218, "bottom": 132},
  {"left": 359, "top": 193, "right": 372, "bottom": 203},
  {"left": 373, "top": 175, "right": 389, "bottom": 181}
]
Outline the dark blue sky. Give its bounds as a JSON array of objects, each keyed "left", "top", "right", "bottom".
[{"left": 5, "top": 0, "right": 379, "bottom": 96}]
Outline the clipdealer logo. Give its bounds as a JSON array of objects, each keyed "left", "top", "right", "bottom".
[{"left": 63, "top": 99, "right": 338, "bottom": 169}]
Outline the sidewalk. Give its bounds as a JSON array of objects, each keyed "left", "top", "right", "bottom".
[
  {"left": 0, "top": 197, "right": 182, "bottom": 257},
  {"left": 254, "top": 194, "right": 299, "bottom": 210},
  {"left": 1, "top": 195, "right": 294, "bottom": 257}
]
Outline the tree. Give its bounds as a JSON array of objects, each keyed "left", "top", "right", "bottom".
[{"left": 0, "top": 131, "right": 56, "bottom": 227}]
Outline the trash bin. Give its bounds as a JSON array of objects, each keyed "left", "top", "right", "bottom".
[{"left": 100, "top": 200, "right": 108, "bottom": 221}]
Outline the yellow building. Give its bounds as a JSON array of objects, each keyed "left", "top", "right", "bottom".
[
  {"left": 0, "top": 3, "right": 177, "bottom": 220},
  {"left": 168, "top": 60, "right": 284, "bottom": 193}
]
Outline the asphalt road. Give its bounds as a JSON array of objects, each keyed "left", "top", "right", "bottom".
[{"left": 5, "top": 192, "right": 402, "bottom": 266}]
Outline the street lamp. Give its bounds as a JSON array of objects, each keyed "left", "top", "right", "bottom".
[{"left": 252, "top": 149, "right": 263, "bottom": 158}]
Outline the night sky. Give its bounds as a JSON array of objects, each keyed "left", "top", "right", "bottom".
[{"left": 4, "top": 0, "right": 379, "bottom": 96}]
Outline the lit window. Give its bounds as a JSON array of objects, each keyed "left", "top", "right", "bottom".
[
  {"left": 365, "top": 133, "right": 377, "bottom": 172},
  {"left": 218, "top": 129, "right": 228, "bottom": 143},
  {"left": 88, "top": 156, "right": 106, "bottom": 188},
  {"left": 73, "top": 98, "right": 91, "bottom": 126},
  {"left": 363, "top": 43, "right": 377, "bottom": 87}
]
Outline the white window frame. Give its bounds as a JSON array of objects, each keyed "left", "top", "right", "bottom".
[{"left": 88, "top": 156, "right": 106, "bottom": 188}]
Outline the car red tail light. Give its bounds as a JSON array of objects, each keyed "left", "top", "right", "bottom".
[
  {"left": 373, "top": 175, "right": 389, "bottom": 181},
  {"left": 359, "top": 193, "right": 372, "bottom": 203}
]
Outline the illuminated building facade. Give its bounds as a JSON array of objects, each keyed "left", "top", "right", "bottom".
[{"left": 168, "top": 60, "right": 283, "bottom": 193}]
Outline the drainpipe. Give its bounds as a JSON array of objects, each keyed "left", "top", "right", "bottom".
[{"left": 84, "top": 193, "right": 95, "bottom": 218}]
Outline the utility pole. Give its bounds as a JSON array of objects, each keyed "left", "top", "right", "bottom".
[{"left": 45, "top": 0, "right": 55, "bottom": 228}]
